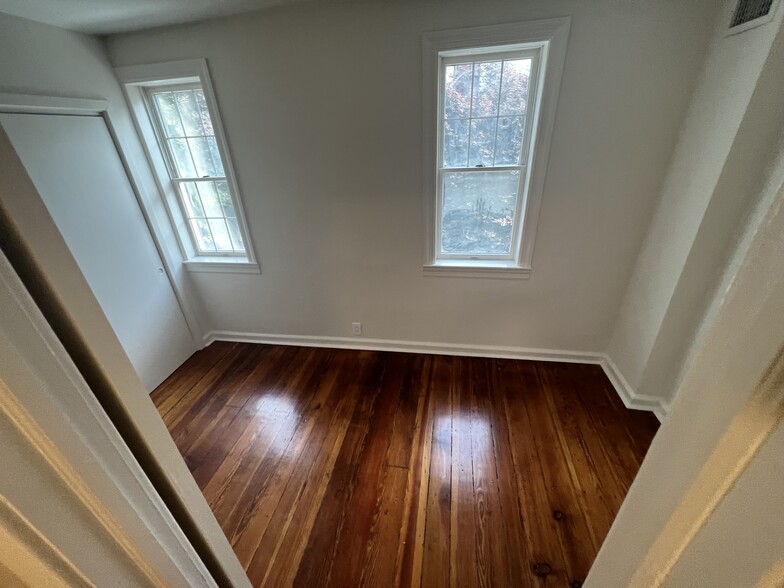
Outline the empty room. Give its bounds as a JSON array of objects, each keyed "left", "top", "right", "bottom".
[{"left": 1, "top": 0, "right": 784, "bottom": 586}]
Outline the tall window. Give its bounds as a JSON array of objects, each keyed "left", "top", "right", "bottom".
[
  {"left": 119, "top": 59, "right": 257, "bottom": 273},
  {"left": 146, "top": 84, "right": 245, "bottom": 255},
  {"left": 423, "top": 20, "right": 569, "bottom": 278},
  {"left": 439, "top": 49, "right": 538, "bottom": 260}
]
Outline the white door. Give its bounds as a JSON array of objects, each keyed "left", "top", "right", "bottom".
[{"left": 0, "top": 113, "right": 196, "bottom": 391}]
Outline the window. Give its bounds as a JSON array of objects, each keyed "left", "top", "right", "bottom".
[
  {"left": 147, "top": 85, "right": 244, "bottom": 255},
  {"left": 118, "top": 59, "right": 258, "bottom": 273},
  {"left": 439, "top": 50, "right": 537, "bottom": 260},
  {"left": 423, "top": 20, "right": 570, "bottom": 278}
]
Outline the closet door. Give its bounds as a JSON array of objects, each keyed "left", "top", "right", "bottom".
[{"left": 1, "top": 113, "right": 196, "bottom": 391}]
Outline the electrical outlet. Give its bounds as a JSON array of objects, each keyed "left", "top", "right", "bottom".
[{"left": 351, "top": 322, "right": 362, "bottom": 335}]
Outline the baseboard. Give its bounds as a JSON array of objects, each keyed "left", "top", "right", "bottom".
[
  {"left": 202, "top": 330, "right": 668, "bottom": 420},
  {"left": 599, "top": 354, "right": 669, "bottom": 422},
  {"left": 203, "top": 330, "right": 607, "bottom": 364}
]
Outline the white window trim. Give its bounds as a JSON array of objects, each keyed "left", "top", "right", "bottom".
[
  {"left": 116, "top": 59, "right": 259, "bottom": 274},
  {"left": 422, "top": 18, "right": 570, "bottom": 279}
]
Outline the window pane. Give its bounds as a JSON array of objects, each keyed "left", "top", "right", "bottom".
[
  {"left": 190, "top": 219, "right": 216, "bottom": 252},
  {"left": 226, "top": 218, "right": 244, "bottom": 251},
  {"left": 195, "top": 182, "right": 223, "bottom": 217},
  {"left": 153, "top": 93, "right": 184, "bottom": 137},
  {"left": 494, "top": 115, "right": 525, "bottom": 166},
  {"left": 188, "top": 137, "right": 217, "bottom": 177},
  {"left": 444, "top": 63, "right": 473, "bottom": 119},
  {"left": 174, "top": 90, "right": 203, "bottom": 136},
  {"left": 168, "top": 138, "right": 196, "bottom": 177},
  {"left": 179, "top": 182, "right": 205, "bottom": 218},
  {"left": 441, "top": 170, "right": 520, "bottom": 255},
  {"left": 208, "top": 218, "right": 233, "bottom": 251},
  {"left": 443, "top": 118, "right": 469, "bottom": 167},
  {"left": 468, "top": 118, "right": 496, "bottom": 167},
  {"left": 216, "top": 181, "right": 236, "bottom": 217},
  {"left": 499, "top": 59, "right": 531, "bottom": 116},
  {"left": 471, "top": 61, "right": 502, "bottom": 118},
  {"left": 194, "top": 90, "right": 214, "bottom": 135},
  {"left": 207, "top": 137, "right": 225, "bottom": 176}
]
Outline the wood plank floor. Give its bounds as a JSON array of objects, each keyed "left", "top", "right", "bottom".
[{"left": 152, "top": 342, "right": 659, "bottom": 587}]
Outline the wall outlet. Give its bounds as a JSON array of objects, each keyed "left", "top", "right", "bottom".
[{"left": 351, "top": 322, "right": 362, "bottom": 335}]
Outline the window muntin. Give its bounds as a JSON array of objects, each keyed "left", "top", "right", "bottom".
[
  {"left": 436, "top": 48, "right": 540, "bottom": 260},
  {"left": 146, "top": 84, "right": 246, "bottom": 255}
]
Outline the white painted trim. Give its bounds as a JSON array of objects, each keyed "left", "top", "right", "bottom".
[
  {"left": 204, "top": 329, "right": 604, "bottom": 364},
  {"left": 0, "top": 250, "right": 218, "bottom": 586},
  {"left": 423, "top": 263, "right": 531, "bottom": 279},
  {"left": 184, "top": 259, "right": 260, "bottom": 274},
  {"left": 0, "top": 379, "right": 167, "bottom": 586},
  {"left": 599, "top": 354, "right": 669, "bottom": 421},
  {"left": 115, "top": 59, "right": 206, "bottom": 85},
  {"left": 204, "top": 330, "right": 666, "bottom": 420},
  {"left": 422, "top": 18, "right": 571, "bottom": 276},
  {"left": 0, "top": 496, "right": 92, "bottom": 587},
  {"left": 0, "top": 92, "right": 108, "bottom": 115}
]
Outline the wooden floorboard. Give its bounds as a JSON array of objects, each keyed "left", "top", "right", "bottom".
[{"left": 152, "top": 343, "right": 659, "bottom": 587}]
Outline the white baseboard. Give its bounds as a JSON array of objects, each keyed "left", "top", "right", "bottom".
[
  {"left": 202, "top": 330, "right": 668, "bottom": 421},
  {"left": 599, "top": 354, "right": 668, "bottom": 422}
]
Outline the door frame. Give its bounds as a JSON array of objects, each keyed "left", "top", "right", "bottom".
[
  {"left": 0, "top": 247, "right": 214, "bottom": 586},
  {"left": 0, "top": 92, "right": 249, "bottom": 586},
  {"left": 0, "top": 91, "right": 204, "bottom": 347}
]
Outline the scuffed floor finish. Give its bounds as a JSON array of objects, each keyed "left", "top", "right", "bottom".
[{"left": 152, "top": 342, "right": 659, "bottom": 587}]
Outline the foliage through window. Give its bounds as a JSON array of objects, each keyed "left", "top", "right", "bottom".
[
  {"left": 147, "top": 84, "right": 246, "bottom": 255},
  {"left": 437, "top": 49, "right": 540, "bottom": 260}
]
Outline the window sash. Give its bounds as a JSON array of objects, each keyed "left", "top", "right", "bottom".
[
  {"left": 146, "top": 85, "right": 222, "bottom": 179},
  {"left": 176, "top": 178, "right": 245, "bottom": 255},
  {"left": 435, "top": 166, "right": 526, "bottom": 261},
  {"left": 144, "top": 83, "right": 247, "bottom": 257},
  {"left": 435, "top": 46, "right": 541, "bottom": 261}
]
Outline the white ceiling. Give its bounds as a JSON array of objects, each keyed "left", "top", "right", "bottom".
[{"left": 0, "top": 0, "right": 314, "bottom": 34}]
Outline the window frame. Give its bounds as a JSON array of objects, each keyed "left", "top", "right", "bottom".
[
  {"left": 422, "top": 19, "right": 571, "bottom": 279},
  {"left": 116, "top": 59, "right": 259, "bottom": 273},
  {"left": 143, "top": 82, "right": 246, "bottom": 257},
  {"left": 436, "top": 47, "right": 541, "bottom": 263}
]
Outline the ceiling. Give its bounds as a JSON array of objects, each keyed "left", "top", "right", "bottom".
[{"left": 0, "top": 0, "right": 315, "bottom": 34}]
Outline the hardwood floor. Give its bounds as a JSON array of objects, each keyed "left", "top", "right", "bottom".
[{"left": 152, "top": 342, "right": 659, "bottom": 587}]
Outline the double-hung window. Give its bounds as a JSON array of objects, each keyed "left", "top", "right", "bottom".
[
  {"left": 147, "top": 84, "right": 244, "bottom": 255},
  {"left": 439, "top": 49, "right": 538, "bottom": 261},
  {"left": 118, "top": 59, "right": 258, "bottom": 273},
  {"left": 423, "top": 20, "right": 570, "bottom": 278}
]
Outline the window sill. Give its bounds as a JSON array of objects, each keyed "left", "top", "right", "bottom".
[
  {"left": 183, "top": 258, "right": 260, "bottom": 274},
  {"left": 423, "top": 261, "right": 531, "bottom": 280}
]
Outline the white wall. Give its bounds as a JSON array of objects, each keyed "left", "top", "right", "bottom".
[
  {"left": 607, "top": 0, "right": 784, "bottom": 409},
  {"left": 107, "top": 0, "right": 716, "bottom": 353}
]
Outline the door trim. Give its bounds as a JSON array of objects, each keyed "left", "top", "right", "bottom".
[
  {"left": 0, "top": 92, "right": 108, "bottom": 115},
  {"left": 0, "top": 249, "right": 215, "bottom": 585}
]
